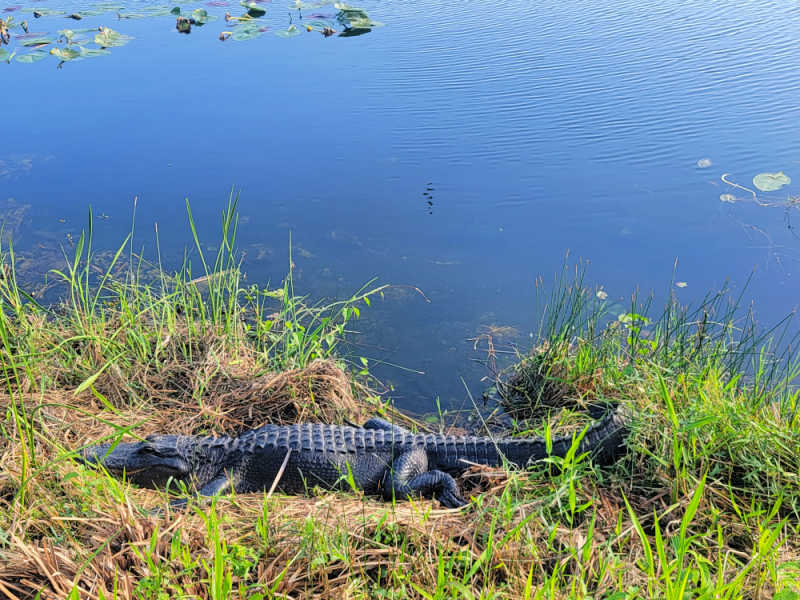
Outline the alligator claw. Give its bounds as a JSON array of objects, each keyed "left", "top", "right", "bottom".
[{"left": 438, "top": 490, "right": 467, "bottom": 509}]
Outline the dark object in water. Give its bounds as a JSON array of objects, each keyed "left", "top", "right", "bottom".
[{"left": 176, "top": 16, "right": 195, "bottom": 34}]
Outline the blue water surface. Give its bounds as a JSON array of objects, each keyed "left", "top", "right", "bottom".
[{"left": 2, "top": 0, "right": 799, "bottom": 413}]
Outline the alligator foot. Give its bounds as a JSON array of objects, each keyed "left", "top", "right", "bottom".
[{"left": 383, "top": 447, "right": 467, "bottom": 509}]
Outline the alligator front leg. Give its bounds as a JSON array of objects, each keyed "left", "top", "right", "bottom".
[
  {"left": 168, "top": 473, "right": 236, "bottom": 511},
  {"left": 383, "top": 448, "right": 466, "bottom": 508}
]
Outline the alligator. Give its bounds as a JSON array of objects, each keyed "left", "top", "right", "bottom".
[{"left": 81, "top": 407, "right": 629, "bottom": 508}]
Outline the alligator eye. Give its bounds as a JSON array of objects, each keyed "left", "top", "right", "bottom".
[{"left": 139, "top": 446, "right": 158, "bottom": 455}]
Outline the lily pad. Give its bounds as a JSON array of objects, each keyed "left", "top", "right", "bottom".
[
  {"left": 241, "top": 1, "right": 266, "bottom": 17},
  {"left": 50, "top": 47, "right": 80, "bottom": 60},
  {"left": 275, "top": 24, "right": 300, "bottom": 37},
  {"left": 191, "top": 8, "right": 212, "bottom": 24},
  {"left": 117, "top": 7, "right": 174, "bottom": 19},
  {"left": 59, "top": 27, "right": 97, "bottom": 43},
  {"left": 0, "top": 48, "right": 11, "bottom": 62},
  {"left": 30, "top": 8, "right": 65, "bottom": 17},
  {"left": 95, "top": 27, "right": 133, "bottom": 47},
  {"left": 21, "top": 36, "right": 54, "bottom": 47},
  {"left": 79, "top": 46, "right": 111, "bottom": 58},
  {"left": 335, "top": 2, "right": 382, "bottom": 32},
  {"left": 80, "top": 4, "right": 123, "bottom": 17},
  {"left": 292, "top": 0, "right": 331, "bottom": 9},
  {"left": 15, "top": 31, "right": 49, "bottom": 39},
  {"left": 16, "top": 50, "right": 48, "bottom": 62},
  {"left": 696, "top": 158, "right": 712, "bottom": 168},
  {"left": 753, "top": 171, "right": 791, "bottom": 192},
  {"left": 231, "top": 23, "right": 265, "bottom": 40},
  {"left": 719, "top": 193, "right": 736, "bottom": 203}
]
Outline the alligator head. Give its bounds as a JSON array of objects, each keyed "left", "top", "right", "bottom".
[{"left": 81, "top": 434, "right": 195, "bottom": 489}]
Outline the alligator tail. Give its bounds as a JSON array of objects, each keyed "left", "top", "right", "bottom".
[{"left": 496, "top": 404, "right": 630, "bottom": 467}]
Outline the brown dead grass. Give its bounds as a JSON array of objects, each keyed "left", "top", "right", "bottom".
[{"left": 8, "top": 314, "right": 364, "bottom": 432}]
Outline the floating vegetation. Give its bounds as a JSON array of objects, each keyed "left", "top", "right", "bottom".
[
  {"left": 0, "top": 0, "right": 383, "bottom": 65},
  {"left": 192, "top": 8, "right": 213, "bottom": 24},
  {"left": 335, "top": 2, "right": 382, "bottom": 35},
  {"left": 696, "top": 157, "right": 712, "bottom": 168},
  {"left": 32, "top": 8, "right": 66, "bottom": 18},
  {"left": 81, "top": 3, "right": 124, "bottom": 17},
  {"left": 16, "top": 51, "right": 48, "bottom": 62},
  {"left": 79, "top": 46, "right": 112, "bottom": 58},
  {"left": 753, "top": 171, "right": 791, "bottom": 192},
  {"left": 293, "top": 0, "right": 332, "bottom": 9},
  {"left": 721, "top": 172, "right": 795, "bottom": 208},
  {"left": 176, "top": 15, "right": 193, "bottom": 33},
  {"left": 97, "top": 28, "right": 128, "bottom": 45},
  {"left": 0, "top": 17, "right": 9, "bottom": 44},
  {"left": 60, "top": 27, "right": 102, "bottom": 44},
  {"left": 231, "top": 21, "right": 266, "bottom": 40},
  {"left": 49, "top": 46, "right": 81, "bottom": 61},
  {"left": 21, "top": 36, "right": 54, "bottom": 47},
  {"left": 241, "top": 1, "right": 266, "bottom": 17},
  {"left": 117, "top": 6, "right": 174, "bottom": 19},
  {"left": 275, "top": 23, "right": 300, "bottom": 37},
  {"left": 171, "top": 6, "right": 216, "bottom": 27}
]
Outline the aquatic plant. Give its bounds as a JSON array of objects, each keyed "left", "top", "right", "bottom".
[{"left": 0, "top": 0, "right": 383, "bottom": 65}]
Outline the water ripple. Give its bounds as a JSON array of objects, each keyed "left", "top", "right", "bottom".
[{"left": 360, "top": 0, "right": 800, "bottom": 180}]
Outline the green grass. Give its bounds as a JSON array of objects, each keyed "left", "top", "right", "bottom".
[{"left": 1, "top": 199, "right": 799, "bottom": 599}]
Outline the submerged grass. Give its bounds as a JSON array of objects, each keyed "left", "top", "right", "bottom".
[{"left": 1, "top": 199, "right": 800, "bottom": 598}]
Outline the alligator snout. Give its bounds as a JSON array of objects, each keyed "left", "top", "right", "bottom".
[{"left": 77, "top": 438, "right": 193, "bottom": 489}]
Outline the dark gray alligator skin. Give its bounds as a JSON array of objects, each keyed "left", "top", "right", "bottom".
[{"left": 81, "top": 407, "right": 629, "bottom": 508}]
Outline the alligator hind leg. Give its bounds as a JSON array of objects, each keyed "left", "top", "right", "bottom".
[
  {"left": 404, "top": 471, "right": 466, "bottom": 508},
  {"left": 383, "top": 448, "right": 466, "bottom": 508}
]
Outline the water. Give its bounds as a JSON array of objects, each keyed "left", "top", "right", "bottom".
[{"left": 2, "top": 0, "right": 799, "bottom": 413}]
